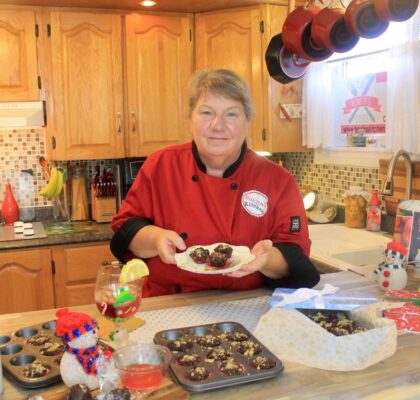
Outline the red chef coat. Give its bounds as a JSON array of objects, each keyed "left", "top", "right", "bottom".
[{"left": 112, "top": 142, "right": 311, "bottom": 297}]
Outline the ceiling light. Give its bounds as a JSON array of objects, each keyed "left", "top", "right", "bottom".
[
  {"left": 256, "top": 151, "right": 272, "bottom": 157},
  {"left": 139, "top": 0, "right": 156, "bottom": 6}
]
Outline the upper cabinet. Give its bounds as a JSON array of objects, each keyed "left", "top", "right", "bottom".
[
  {"left": 48, "top": 11, "right": 125, "bottom": 160},
  {"left": 125, "top": 13, "right": 194, "bottom": 157},
  {"left": 0, "top": 9, "right": 39, "bottom": 101},
  {"left": 195, "top": 5, "right": 306, "bottom": 153}
]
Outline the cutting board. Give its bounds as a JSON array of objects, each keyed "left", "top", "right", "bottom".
[{"left": 34, "top": 378, "right": 190, "bottom": 400}]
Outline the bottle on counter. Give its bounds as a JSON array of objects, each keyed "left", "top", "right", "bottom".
[
  {"left": 367, "top": 191, "right": 382, "bottom": 232},
  {"left": 1, "top": 183, "right": 19, "bottom": 225},
  {"left": 343, "top": 186, "right": 370, "bottom": 228}
]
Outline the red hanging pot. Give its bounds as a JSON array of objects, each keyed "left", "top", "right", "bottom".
[
  {"left": 374, "top": 0, "right": 419, "bottom": 22},
  {"left": 1, "top": 183, "right": 20, "bottom": 225},
  {"left": 311, "top": 6, "right": 360, "bottom": 53},
  {"left": 282, "top": 3, "right": 333, "bottom": 62},
  {"left": 345, "top": 0, "right": 389, "bottom": 39}
]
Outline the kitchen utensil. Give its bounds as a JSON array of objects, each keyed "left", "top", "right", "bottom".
[
  {"left": 374, "top": 0, "right": 419, "bottom": 22},
  {"left": 311, "top": 6, "right": 359, "bottom": 53},
  {"left": 265, "top": 33, "right": 311, "bottom": 84},
  {"left": 282, "top": 3, "right": 333, "bottom": 61},
  {"left": 344, "top": 0, "right": 389, "bottom": 39},
  {"left": 16, "top": 169, "right": 35, "bottom": 222},
  {"left": 70, "top": 165, "right": 88, "bottom": 221}
]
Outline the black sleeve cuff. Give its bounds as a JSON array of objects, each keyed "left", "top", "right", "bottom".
[
  {"left": 110, "top": 217, "right": 153, "bottom": 262},
  {"left": 263, "top": 242, "right": 320, "bottom": 289}
]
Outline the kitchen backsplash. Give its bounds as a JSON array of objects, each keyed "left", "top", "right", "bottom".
[
  {"left": 0, "top": 128, "right": 381, "bottom": 217},
  {"left": 0, "top": 128, "right": 115, "bottom": 210},
  {"left": 275, "top": 152, "right": 381, "bottom": 204}
]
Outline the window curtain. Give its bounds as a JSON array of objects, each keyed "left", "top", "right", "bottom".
[{"left": 302, "top": 8, "right": 420, "bottom": 152}]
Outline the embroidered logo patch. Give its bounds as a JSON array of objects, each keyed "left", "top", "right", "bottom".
[
  {"left": 290, "top": 216, "right": 301, "bottom": 232},
  {"left": 241, "top": 190, "right": 268, "bottom": 217}
]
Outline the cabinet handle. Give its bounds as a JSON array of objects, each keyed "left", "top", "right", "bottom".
[
  {"left": 131, "top": 111, "right": 136, "bottom": 134},
  {"left": 116, "top": 112, "right": 122, "bottom": 135}
]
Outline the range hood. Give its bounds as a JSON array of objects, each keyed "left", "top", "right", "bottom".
[{"left": 0, "top": 101, "right": 45, "bottom": 128}]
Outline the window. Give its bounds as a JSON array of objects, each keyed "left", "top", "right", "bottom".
[{"left": 302, "top": 11, "right": 420, "bottom": 166}]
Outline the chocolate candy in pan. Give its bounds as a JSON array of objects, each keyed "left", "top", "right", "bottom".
[
  {"left": 265, "top": 33, "right": 311, "bottom": 85},
  {"left": 154, "top": 321, "right": 284, "bottom": 392}
]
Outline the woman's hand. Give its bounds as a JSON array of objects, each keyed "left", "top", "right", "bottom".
[
  {"left": 155, "top": 229, "right": 187, "bottom": 264},
  {"left": 225, "top": 239, "right": 273, "bottom": 278},
  {"left": 129, "top": 226, "right": 186, "bottom": 264}
]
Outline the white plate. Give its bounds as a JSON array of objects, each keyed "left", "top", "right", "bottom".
[{"left": 174, "top": 243, "right": 256, "bottom": 274}]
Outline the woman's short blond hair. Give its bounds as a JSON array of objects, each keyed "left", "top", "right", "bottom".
[{"left": 189, "top": 69, "right": 253, "bottom": 121}]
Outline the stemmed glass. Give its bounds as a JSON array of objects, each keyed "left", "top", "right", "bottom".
[{"left": 94, "top": 262, "right": 144, "bottom": 348}]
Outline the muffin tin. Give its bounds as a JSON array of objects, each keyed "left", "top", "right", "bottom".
[
  {"left": 0, "top": 320, "right": 113, "bottom": 389},
  {"left": 154, "top": 321, "right": 284, "bottom": 392}
]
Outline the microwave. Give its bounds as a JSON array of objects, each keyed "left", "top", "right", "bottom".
[{"left": 119, "top": 157, "right": 146, "bottom": 198}]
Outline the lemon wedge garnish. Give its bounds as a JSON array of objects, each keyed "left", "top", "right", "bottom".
[{"left": 119, "top": 259, "right": 149, "bottom": 283}]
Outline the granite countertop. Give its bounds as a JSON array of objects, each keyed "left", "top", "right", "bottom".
[{"left": 0, "top": 221, "right": 114, "bottom": 251}]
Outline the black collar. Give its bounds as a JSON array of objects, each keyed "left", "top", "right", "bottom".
[{"left": 192, "top": 141, "right": 247, "bottom": 178}]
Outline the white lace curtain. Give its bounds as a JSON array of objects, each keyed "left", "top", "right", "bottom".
[{"left": 302, "top": 8, "right": 420, "bottom": 153}]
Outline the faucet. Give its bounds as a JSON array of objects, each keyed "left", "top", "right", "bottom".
[{"left": 381, "top": 149, "right": 413, "bottom": 199}]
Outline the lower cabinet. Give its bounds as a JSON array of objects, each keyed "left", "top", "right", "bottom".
[
  {"left": 52, "top": 241, "right": 116, "bottom": 308},
  {"left": 0, "top": 241, "right": 115, "bottom": 314},
  {"left": 0, "top": 248, "right": 55, "bottom": 314}
]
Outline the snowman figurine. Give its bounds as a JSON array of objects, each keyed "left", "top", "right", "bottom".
[
  {"left": 371, "top": 241, "right": 408, "bottom": 290},
  {"left": 55, "top": 308, "right": 101, "bottom": 390}
]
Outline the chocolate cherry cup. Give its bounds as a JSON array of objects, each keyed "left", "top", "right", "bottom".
[
  {"left": 344, "top": 0, "right": 389, "bottom": 39},
  {"left": 282, "top": 3, "right": 331, "bottom": 61},
  {"left": 374, "top": 0, "right": 419, "bottom": 22},
  {"left": 311, "top": 7, "right": 359, "bottom": 53}
]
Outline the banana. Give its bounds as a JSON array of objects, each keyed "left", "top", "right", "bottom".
[
  {"left": 51, "top": 169, "right": 64, "bottom": 198},
  {"left": 39, "top": 167, "right": 59, "bottom": 199}
]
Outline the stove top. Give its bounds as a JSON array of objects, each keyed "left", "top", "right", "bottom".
[{"left": 0, "top": 222, "right": 47, "bottom": 242}]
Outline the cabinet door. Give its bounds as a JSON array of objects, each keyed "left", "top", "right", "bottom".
[
  {"left": 125, "top": 13, "right": 194, "bottom": 157},
  {"left": 0, "top": 9, "right": 38, "bottom": 101},
  {"left": 0, "top": 248, "right": 54, "bottom": 313},
  {"left": 49, "top": 12, "right": 124, "bottom": 160},
  {"left": 195, "top": 8, "right": 265, "bottom": 152},
  {"left": 52, "top": 241, "right": 116, "bottom": 307}
]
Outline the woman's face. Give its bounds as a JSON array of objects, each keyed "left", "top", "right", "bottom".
[{"left": 191, "top": 91, "right": 249, "bottom": 164}]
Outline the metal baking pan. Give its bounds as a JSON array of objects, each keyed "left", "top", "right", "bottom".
[
  {"left": 0, "top": 320, "right": 112, "bottom": 389},
  {"left": 154, "top": 321, "right": 284, "bottom": 392}
]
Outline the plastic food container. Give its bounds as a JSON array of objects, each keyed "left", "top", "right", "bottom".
[{"left": 154, "top": 321, "right": 284, "bottom": 392}]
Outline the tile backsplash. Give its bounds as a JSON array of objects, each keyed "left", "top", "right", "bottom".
[
  {"left": 1, "top": 128, "right": 381, "bottom": 219},
  {"left": 0, "top": 128, "right": 115, "bottom": 212},
  {"left": 275, "top": 152, "right": 381, "bottom": 204}
]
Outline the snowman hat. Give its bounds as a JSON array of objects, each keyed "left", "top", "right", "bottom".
[
  {"left": 55, "top": 308, "right": 98, "bottom": 344},
  {"left": 386, "top": 241, "right": 408, "bottom": 256}
]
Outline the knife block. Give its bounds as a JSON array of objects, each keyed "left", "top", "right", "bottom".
[{"left": 91, "top": 184, "right": 116, "bottom": 223}]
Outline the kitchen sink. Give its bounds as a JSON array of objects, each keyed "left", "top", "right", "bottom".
[
  {"left": 309, "top": 223, "right": 391, "bottom": 276},
  {"left": 330, "top": 248, "right": 385, "bottom": 267}
]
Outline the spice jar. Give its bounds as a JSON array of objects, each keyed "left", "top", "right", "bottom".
[
  {"left": 71, "top": 165, "right": 88, "bottom": 221},
  {"left": 343, "top": 186, "right": 370, "bottom": 228}
]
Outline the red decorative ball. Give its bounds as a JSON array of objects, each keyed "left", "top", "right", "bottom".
[
  {"left": 383, "top": 270, "right": 391, "bottom": 277},
  {"left": 382, "top": 281, "right": 389, "bottom": 287}
]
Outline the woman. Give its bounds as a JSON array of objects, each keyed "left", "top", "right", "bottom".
[{"left": 111, "top": 69, "right": 320, "bottom": 297}]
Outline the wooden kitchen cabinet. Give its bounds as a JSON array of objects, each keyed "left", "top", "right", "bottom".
[
  {"left": 0, "top": 248, "right": 54, "bottom": 314},
  {"left": 52, "top": 241, "right": 116, "bottom": 307},
  {"left": 0, "top": 9, "right": 39, "bottom": 101},
  {"left": 124, "top": 13, "right": 194, "bottom": 157},
  {"left": 195, "top": 5, "right": 306, "bottom": 153},
  {"left": 48, "top": 11, "right": 125, "bottom": 160}
]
